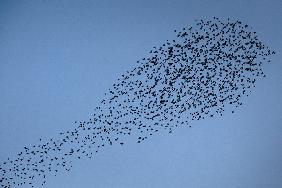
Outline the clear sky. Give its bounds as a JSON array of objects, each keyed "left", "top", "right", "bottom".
[{"left": 0, "top": 0, "right": 281, "bottom": 188}]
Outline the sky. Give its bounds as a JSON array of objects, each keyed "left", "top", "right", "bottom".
[{"left": 0, "top": 0, "right": 281, "bottom": 188}]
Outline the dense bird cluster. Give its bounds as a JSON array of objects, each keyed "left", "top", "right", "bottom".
[{"left": 0, "top": 18, "right": 275, "bottom": 188}]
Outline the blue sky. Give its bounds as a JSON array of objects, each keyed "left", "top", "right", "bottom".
[{"left": 0, "top": 0, "right": 281, "bottom": 187}]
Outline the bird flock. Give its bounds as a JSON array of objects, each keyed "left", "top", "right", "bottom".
[{"left": 0, "top": 18, "right": 275, "bottom": 187}]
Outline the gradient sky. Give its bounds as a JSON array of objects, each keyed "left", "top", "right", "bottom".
[{"left": 0, "top": 0, "right": 281, "bottom": 188}]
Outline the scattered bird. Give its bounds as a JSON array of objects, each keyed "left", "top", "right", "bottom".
[{"left": 0, "top": 18, "right": 275, "bottom": 188}]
